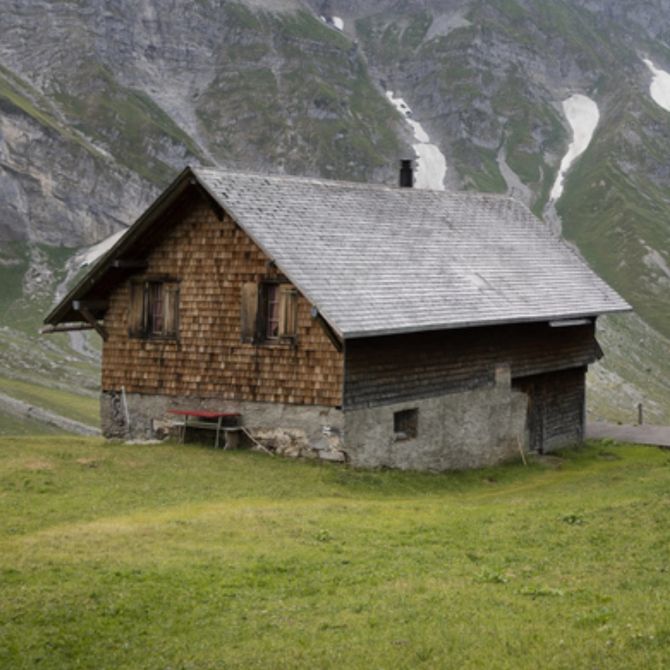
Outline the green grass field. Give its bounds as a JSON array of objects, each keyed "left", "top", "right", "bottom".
[
  {"left": 1, "top": 437, "right": 669, "bottom": 669},
  {"left": 0, "top": 408, "right": 67, "bottom": 437},
  {"left": 0, "top": 376, "right": 100, "bottom": 431}
]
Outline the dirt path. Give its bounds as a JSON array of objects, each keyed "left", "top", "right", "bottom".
[
  {"left": 0, "top": 392, "right": 100, "bottom": 436},
  {"left": 587, "top": 422, "right": 670, "bottom": 448}
]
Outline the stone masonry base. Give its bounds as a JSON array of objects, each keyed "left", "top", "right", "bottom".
[
  {"left": 101, "top": 391, "right": 345, "bottom": 460},
  {"left": 101, "top": 373, "right": 581, "bottom": 471}
]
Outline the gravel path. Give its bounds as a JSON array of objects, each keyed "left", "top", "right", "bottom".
[{"left": 587, "top": 422, "right": 670, "bottom": 448}]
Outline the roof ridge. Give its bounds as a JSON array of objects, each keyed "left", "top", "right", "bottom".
[
  {"left": 193, "top": 165, "right": 532, "bottom": 204},
  {"left": 193, "top": 165, "right": 395, "bottom": 192}
]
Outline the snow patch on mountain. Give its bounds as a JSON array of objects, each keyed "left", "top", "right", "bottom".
[
  {"left": 643, "top": 58, "right": 670, "bottom": 112},
  {"left": 385, "top": 91, "right": 447, "bottom": 191},
  {"left": 426, "top": 12, "right": 471, "bottom": 40},
  {"left": 320, "top": 15, "right": 344, "bottom": 31},
  {"left": 550, "top": 94, "right": 600, "bottom": 202},
  {"left": 77, "top": 229, "right": 127, "bottom": 268}
]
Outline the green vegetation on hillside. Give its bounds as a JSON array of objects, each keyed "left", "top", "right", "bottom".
[
  {"left": 1, "top": 437, "right": 670, "bottom": 669},
  {"left": 588, "top": 313, "right": 670, "bottom": 425},
  {"left": 0, "top": 241, "right": 100, "bottom": 435},
  {"left": 196, "top": 7, "right": 403, "bottom": 181},
  {"left": 355, "top": 8, "right": 570, "bottom": 203},
  {"left": 355, "top": 0, "right": 670, "bottom": 427},
  {"left": 54, "top": 62, "right": 205, "bottom": 185},
  {"left": 558, "top": 92, "right": 670, "bottom": 339},
  {"left": 1, "top": 0, "right": 668, "bottom": 431},
  {"left": 0, "top": 64, "right": 105, "bottom": 160},
  {"left": 0, "top": 375, "right": 99, "bottom": 428},
  {"left": 0, "top": 243, "right": 72, "bottom": 332},
  {"left": 0, "top": 242, "right": 27, "bottom": 315}
]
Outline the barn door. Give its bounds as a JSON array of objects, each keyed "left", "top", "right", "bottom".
[{"left": 512, "top": 377, "right": 544, "bottom": 454}]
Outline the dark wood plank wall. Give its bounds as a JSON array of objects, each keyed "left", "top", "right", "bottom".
[
  {"left": 513, "top": 367, "right": 586, "bottom": 452},
  {"left": 344, "top": 322, "right": 597, "bottom": 409},
  {"left": 101, "top": 194, "right": 344, "bottom": 406}
]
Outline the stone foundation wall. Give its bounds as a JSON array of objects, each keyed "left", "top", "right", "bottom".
[
  {"left": 342, "top": 376, "right": 528, "bottom": 471},
  {"left": 102, "top": 372, "right": 535, "bottom": 471},
  {"left": 100, "top": 391, "right": 344, "bottom": 457}
]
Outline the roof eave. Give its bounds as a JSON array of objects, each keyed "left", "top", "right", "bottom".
[
  {"left": 340, "top": 305, "right": 633, "bottom": 340},
  {"left": 44, "top": 167, "right": 196, "bottom": 326},
  {"left": 45, "top": 165, "right": 346, "bottom": 339}
]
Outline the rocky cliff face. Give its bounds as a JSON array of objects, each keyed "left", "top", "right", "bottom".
[
  {"left": 1, "top": 0, "right": 669, "bottom": 424},
  {"left": 0, "top": 0, "right": 404, "bottom": 247},
  {"left": 0, "top": 89, "right": 149, "bottom": 246}
]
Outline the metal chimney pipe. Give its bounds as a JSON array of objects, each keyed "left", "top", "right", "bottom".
[{"left": 399, "top": 159, "right": 414, "bottom": 188}]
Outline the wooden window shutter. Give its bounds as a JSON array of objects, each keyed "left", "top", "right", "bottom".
[
  {"left": 278, "top": 286, "right": 298, "bottom": 338},
  {"left": 163, "top": 283, "right": 179, "bottom": 337},
  {"left": 129, "top": 280, "right": 147, "bottom": 336},
  {"left": 240, "top": 282, "right": 259, "bottom": 343}
]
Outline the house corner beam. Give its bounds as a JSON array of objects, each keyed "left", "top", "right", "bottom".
[
  {"left": 313, "top": 312, "right": 343, "bottom": 353},
  {"left": 39, "top": 323, "right": 95, "bottom": 335},
  {"left": 72, "top": 300, "right": 109, "bottom": 341}
]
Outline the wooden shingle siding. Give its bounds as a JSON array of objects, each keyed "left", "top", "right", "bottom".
[
  {"left": 101, "top": 195, "right": 343, "bottom": 406},
  {"left": 344, "top": 322, "right": 597, "bottom": 409}
]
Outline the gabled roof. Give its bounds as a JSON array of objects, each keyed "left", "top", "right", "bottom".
[{"left": 46, "top": 166, "right": 631, "bottom": 338}]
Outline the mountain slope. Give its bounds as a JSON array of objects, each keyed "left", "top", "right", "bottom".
[
  {"left": 0, "top": 0, "right": 668, "bottom": 429},
  {"left": 0, "top": 0, "right": 405, "bottom": 247},
  {"left": 347, "top": 0, "right": 670, "bottom": 338}
]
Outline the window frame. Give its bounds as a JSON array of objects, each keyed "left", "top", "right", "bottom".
[
  {"left": 258, "top": 280, "right": 298, "bottom": 345},
  {"left": 393, "top": 408, "right": 419, "bottom": 441},
  {"left": 128, "top": 277, "right": 180, "bottom": 341},
  {"left": 264, "top": 282, "right": 281, "bottom": 341}
]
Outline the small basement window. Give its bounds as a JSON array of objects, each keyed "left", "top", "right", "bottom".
[
  {"left": 394, "top": 408, "right": 418, "bottom": 441},
  {"left": 129, "top": 279, "right": 179, "bottom": 339}
]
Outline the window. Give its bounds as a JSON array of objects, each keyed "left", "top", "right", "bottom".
[
  {"left": 265, "top": 283, "right": 281, "bottom": 339},
  {"left": 240, "top": 281, "right": 298, "bottom": 344},
  {"left": 148, "top": 283, "right": 164, "bottom": 334},
  {"left": 394, "top": 408, "right": 418, "bottom": 441},
  {"left": 129, "top": 279, "right": 179, "bottom": 339}
]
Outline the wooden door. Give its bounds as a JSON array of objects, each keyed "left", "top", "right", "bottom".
[{"left": 512, "top": 376, "right": 544, "bottom": 454}]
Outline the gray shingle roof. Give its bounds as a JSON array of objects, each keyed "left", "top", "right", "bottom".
[{"left": 194, "top": 168, "right": 629, "bottom": 338}]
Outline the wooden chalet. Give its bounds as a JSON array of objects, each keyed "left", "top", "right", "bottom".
[{"left": 44, "top": 165, "right": 630, "bottom": 470}]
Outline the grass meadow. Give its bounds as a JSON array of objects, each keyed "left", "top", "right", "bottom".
[
  {"left": 1, "top": 436, "right": 669, "bottom": 669},
  {"left": 0, "top": 375, "right": 100, "bottom": 433}
]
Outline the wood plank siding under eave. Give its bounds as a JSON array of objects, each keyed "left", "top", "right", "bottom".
[
  {"left": 101, "top": 194, "right": 344, "bottom": 407},
  {"left": 343, "top": 322, "right": 598, "bottom": 409}
]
